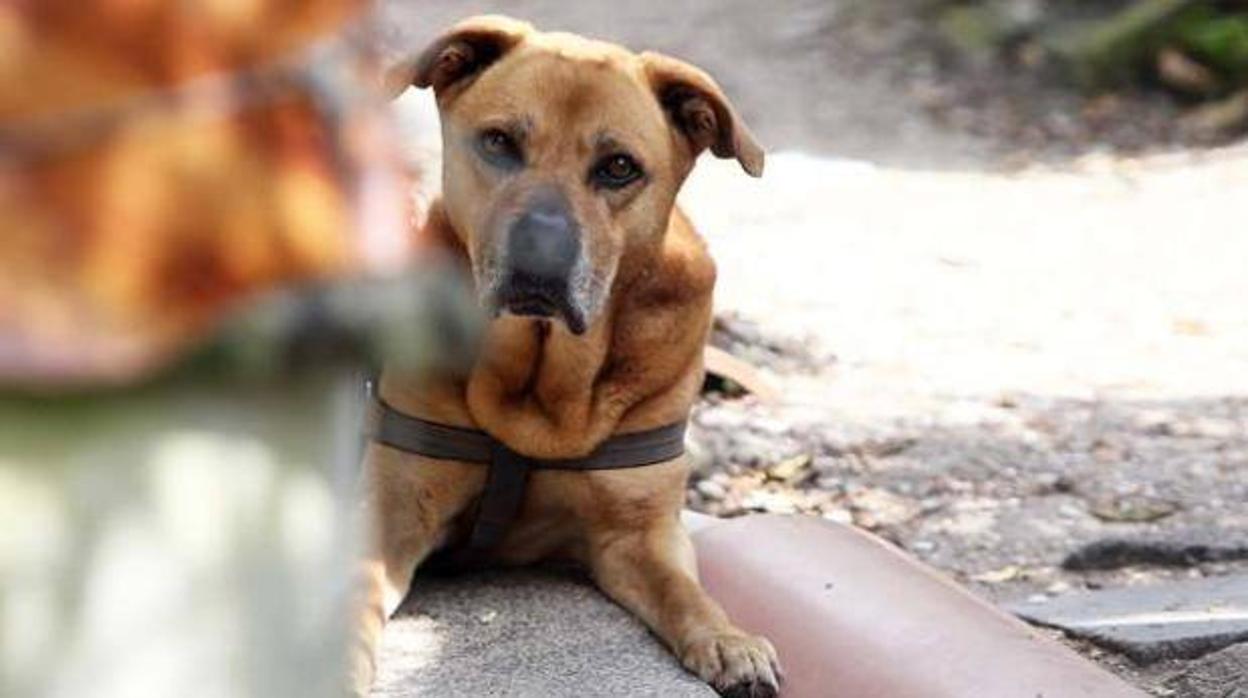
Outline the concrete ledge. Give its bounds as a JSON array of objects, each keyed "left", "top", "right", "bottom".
[
  {"left": 371, "top": 567, "right": 713, "bottom": 698},
  {"left": 373, "top": 514, "right": 1147, "bottom": 697}
]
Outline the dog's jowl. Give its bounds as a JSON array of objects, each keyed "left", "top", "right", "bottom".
[{"left": 354, "top": 15, "right": 777, "bottom": 697}]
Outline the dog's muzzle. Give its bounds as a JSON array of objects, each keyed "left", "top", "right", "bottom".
[{"left": 493, "top": 194, "right": 587, "bottom": 334}]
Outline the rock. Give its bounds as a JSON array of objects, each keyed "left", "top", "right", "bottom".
[
  {"left": 765, "top": 454, "right": 813, "bottom": 484},
  {"left": 1166, "top": 416, "right": 1238, "bottom": 440},
  {"left": 1032, "top": 472, "right": 1077, "bottom": 495},
  {"left": 1157, "top": 46, "right": 1221, "bottom": 95},
  {"left": 849, "top": 437, "right": 917, "bottom": 459},
  {"left": 1163, "top": 642, "right": 1248, "bottom": 698},
  {"left": 684, "top": 437, "right": 715, "bottom": 477},
  {"left": 972, "top": 565, "right": 1023, "bottom": 584},
  {"left": 847, "top": 488, "right": 922, "bottom": 529},
  {"left": 1007, "top": 573, "right": 1248, "bottom": 663},
  {"left": 695, "top": 479, "right": 727, "bottom": 501},
  {"left": 821, "top": 508, "right": 854, "bottom": 526},
  {"left": 1089, "top": 494, "right": 1179, "bottom": 523},
  {"left": 742, "top": 489, "right": 799, "bottom": 515},
  {"left": 1046, "top": 581, "right": 1072, "bottom": 595},
  {"left": 692, "top": 406, "right": 749, "bottom": 430},
  {"left": 1179, "top": 90, "right": 1248, "bottom": 142}
]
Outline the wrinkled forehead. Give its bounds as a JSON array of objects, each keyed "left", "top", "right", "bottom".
[{"left": 445, "top": 38, "right": 672, "bottom": 163}]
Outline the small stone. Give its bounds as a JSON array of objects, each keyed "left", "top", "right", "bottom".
[
  {"left": 814, "top": 475, "right": 843, "bottom": 492},
  {"left": 765, "top": 453, "right": 812, "bottom": 483},
  {"left": 848, "top": 487, "right": 921, "bottom": 529},
  {"left": 750, "top": 417, "right": 791, "bottom": 436},
  {"left": 853, "top": 437, "right": 918, "bottom": 459},
  {"left": 1033, "top": 472, "right": 1078, "bottom": 495},
  {"left": 684, "top": 438, "right": 715, "bottom": 477},
  {"left": 1186, "top": 417, "right": 1237, "bottom": 440},
  {"left": 1058, "top": 503, "right": 1085, "bottom": 520},
  {"left": 694, "top": 408, "right": 748, "bottom": 430},
  {"left": 821, "top": 508, "right": 854, "bottom": 526},
  {"left": 1046, "top": 580, "right": 1072, "bottom": 594},
  {"left": 696, "top": 479, "right": 727, "bottom": 501},
  {"left": 742, "top": 489, "right": 798, "bottom": 515},
  {"left": 972, "top": 565, "right": 1022, "bottom": 584},
  {"left": 1179, "top": 90, "right": 1248, "bottom": 143},
  {"left": 1091, "top": 439, "right": 1127, "bottom": 464},
  {"left": 1089, "top": 495, "right": 1179, "bottom": 523},
  {"left": 1157, "top": 47, "right": 1220, "bottom": 96}
]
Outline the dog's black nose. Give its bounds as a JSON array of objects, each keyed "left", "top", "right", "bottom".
[{"left": 507, "top": 197, "right": 580, "bottom": 283}]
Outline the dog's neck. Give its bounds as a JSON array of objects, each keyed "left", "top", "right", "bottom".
[{"left": 380, "top": 201, "right": 713, "bottom": 459}]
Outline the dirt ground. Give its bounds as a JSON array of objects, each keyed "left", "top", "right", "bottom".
[{"left": 379, "top": 1, "right": 1248, "bottom": 693}]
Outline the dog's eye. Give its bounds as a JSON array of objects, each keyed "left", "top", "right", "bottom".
[
  {"left": 477, "top": 129, "right": 522, "bottom": 168},
  {"left": 592, "top": 154, "right": 644, "bottom": 190}
]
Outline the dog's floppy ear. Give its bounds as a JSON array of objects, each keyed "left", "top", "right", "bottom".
[
  {"left": 383, "top": 15, "right": 531, "bottom": 100},
  {"left": 642, "top": 52, "right": 764, "bottom": 177}
]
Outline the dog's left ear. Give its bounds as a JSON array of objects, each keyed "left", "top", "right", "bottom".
[{"left": 642, "top": 52, "right": 764, "bottom": 178}]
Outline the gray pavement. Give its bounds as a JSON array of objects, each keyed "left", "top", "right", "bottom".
[{"left": 1009, "top": 574, "right": 1248, "bottom": 664}]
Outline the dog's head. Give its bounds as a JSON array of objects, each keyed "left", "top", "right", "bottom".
[{"left": 387, "top": 16, "right": 762, "bottom": 335}]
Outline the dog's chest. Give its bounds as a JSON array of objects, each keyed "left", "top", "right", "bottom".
[{"left": 477, "top": 470, "right": 590, "bottom": 564}]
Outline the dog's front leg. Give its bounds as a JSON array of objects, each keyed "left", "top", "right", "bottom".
[
  {"left": 348, "top": 446, "right": 485, "bottom": 696},
  {"left": 588, "top": 516, "right": 782, "bottom": 698}
]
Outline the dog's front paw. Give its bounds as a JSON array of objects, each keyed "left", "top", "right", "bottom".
[{"left": 680, "top": 632, "right": 781, "bottom": 698}]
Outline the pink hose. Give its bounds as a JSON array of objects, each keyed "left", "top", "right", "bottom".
[{"left": 691, "top": 515, "right": 1145, "bottom": 698}]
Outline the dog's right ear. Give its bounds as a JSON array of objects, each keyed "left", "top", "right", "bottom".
[{"left": 383, "top": 15, "right": 531, "bottom": 101}]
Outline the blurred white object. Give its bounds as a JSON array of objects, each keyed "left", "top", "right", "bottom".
[
  {"left": 391, "top": 88, "right": 444, "bottom": 213},
  {"left": 0, "top": 378, "right": 364, "bottom": 698}
]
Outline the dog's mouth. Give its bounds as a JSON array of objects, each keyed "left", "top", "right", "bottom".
[{"left": 493, "top": 278, "right": 587, "bottom": 335}]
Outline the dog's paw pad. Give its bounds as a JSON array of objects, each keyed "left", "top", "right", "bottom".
[
  {"left": 720, "top": 680, "right": 778, "bottom": 698},
  {"left": 680, "top": 633, "right": 781, "bottom": 698}
]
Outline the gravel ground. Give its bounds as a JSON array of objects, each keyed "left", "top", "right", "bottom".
[
  {"left": 379, "top": 1, "right": 1248, "bottom": 692},
  {"left": 377, "top": 0, "right": 1219, "bottom": 170},
  {"left": 679, "top": 149, "right": 1248, "bottom": 694}
]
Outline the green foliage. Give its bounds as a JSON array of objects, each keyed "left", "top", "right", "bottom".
[
  {"left": 934, "top": 0, "right": 1248, "bottom": 94},
  {"left": 1175, "top": 8, "right": 1248, "bottom": 80},
  {"left": 1042, "top": 0, "right": 1201, "bottom": 89},
  {"left": 938, "top": 5, "right": 1011, "bottom": 56}
]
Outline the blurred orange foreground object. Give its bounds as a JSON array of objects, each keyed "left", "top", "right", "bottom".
[
  {"left": 690, "top": 515, "right": 1146, "bottom": 698},
  {"left": 0, "top": 0, "right": 418, "bottom": 388}
]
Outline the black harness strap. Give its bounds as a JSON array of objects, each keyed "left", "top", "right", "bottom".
[{"left": 370, "top": 400, "right": 687, "bottom": 558}]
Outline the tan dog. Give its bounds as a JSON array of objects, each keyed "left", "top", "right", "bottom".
[{"left": 353, "top": 15, "right": 778, "bottom": 697}]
